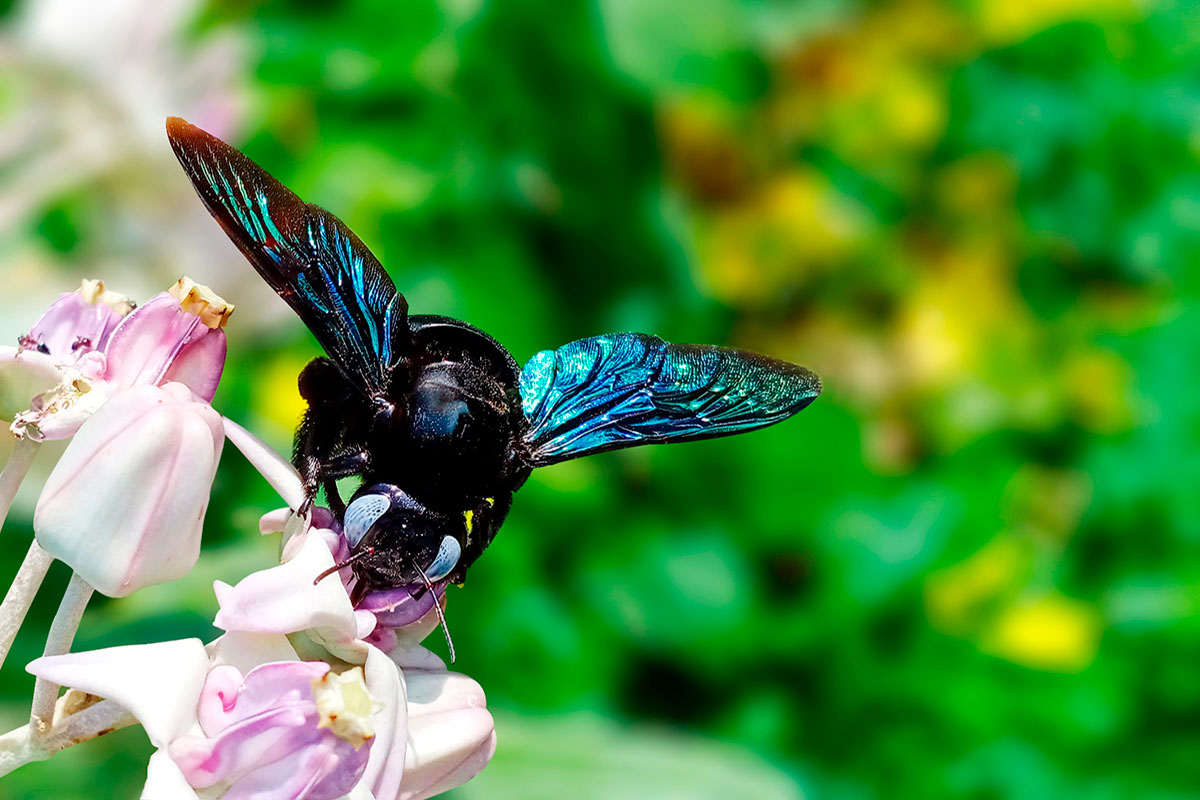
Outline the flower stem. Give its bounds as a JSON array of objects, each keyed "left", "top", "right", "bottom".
[
  {"left": 0, "top": 698, "right": 135, "bottom": 778},
  {"left": 0, "top": 541, "right": 53, "bottom": 671},
  {"left": 30, "top": 572, "right": 93, "bottom": 734},
  {"left": 0, "top": 437, "right": 39, "bottom": 533}
]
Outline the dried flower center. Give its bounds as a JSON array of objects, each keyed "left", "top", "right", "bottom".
[
  {"left": 79, "top": 278, "right": 135, "bottom": 316},
  {"left": 170, "top": 277, "right": 234, "bottom": 330},
  {"left": 9, "top": 368, "right": 101, "bottom": 441}
]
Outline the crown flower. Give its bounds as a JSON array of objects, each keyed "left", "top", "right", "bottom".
[
  {"left": 0, "top": 278, "right": 232, "bottom": 697},
  {"left": 3, "top": 277, "right": 230, "bottom": 442},
  {"left": 18, "top": 540, "right": 494, "bottom": 800}
]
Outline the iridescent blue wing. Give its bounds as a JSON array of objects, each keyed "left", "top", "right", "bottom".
[
  {"left": 519, "top": 333, "right": 820, "bottom": 466},
  {"left": 166, "top": 117, "right": 408, "bottom": 393}
]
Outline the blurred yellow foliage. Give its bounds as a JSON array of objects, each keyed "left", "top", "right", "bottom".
[
  {"left": 251, "top": 354, "right": 309, "bottom": 438},
  {"left": 981, "top": 592, "right": 1101, "bottom": 672},
  {"left": 658, "top": 96, "right": 753, "bottom": 207},
  {"left": 976, "top": 0, "right": 1137, "bottom": 43},
  {"left": 896, "top": 241, "right": 1020, "bottom": 388},
  {"left": 771, "top": 0, "right": 966, "bottom": 165},
  {"left": 934, "top": 154, "right": 1019, "bottom": 226},
  {"left": 1063, "top": 348, "right": 1135, "bottom": 434},
  {"left": 876, "top": 68, "right": 946, "bottom": 150},
  {"left": 925, "top": 536, "right": 1031, "bottom": 636},
  {"left": 700, "top": 169, "right": 867, "bottom": 303},
  {"left": 1004, "top": 464, "right": 1093, "bottom": 541}
]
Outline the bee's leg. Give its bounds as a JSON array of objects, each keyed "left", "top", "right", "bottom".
[
  {"left": 293, "top": 409, "right": 326, "bottom": 515},
  {"left": 294, "top": 358, "right": 371, "bottom": 513},
  {"left": 318, "top": 448, "right": 372, "bottom": 518}
]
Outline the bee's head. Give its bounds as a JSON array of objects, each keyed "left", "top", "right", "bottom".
[
  {"left": 338, "top": 484, "right": 461, "bottom": 597},
  {"left": 319, "top": 484, "right": 462, "bottom": 661}
]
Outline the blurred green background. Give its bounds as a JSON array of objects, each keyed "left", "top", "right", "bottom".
[{"left": 1, "top": 0, "right": 1198, "bottom": 797}]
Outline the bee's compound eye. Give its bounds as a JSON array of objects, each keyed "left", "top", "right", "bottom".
[
  {"left": 425, "top": 535, "right": 462, "bottom": 582},
  {"left": 344, "top": 493, "right": 391, "bottom": 547}
]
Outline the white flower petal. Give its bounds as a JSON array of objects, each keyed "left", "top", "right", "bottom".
[
  {"left": 34, "top": 383, "right": 223, "bottom": 596},
  {"left": 0, "top": 347, "right": 60, "bottom": 421},
  {"left": 403, "top": 729, "right": 496, "bottom": 800},
  {"left": 361, "top": 645, "right": 409, "bottom": 800},
  {"left": 26, "top": 639, "right": 209, "bottom": 746},
  {"left": 205, "top": 631, "right": 298, "bottom": 674},
  {"left": 222, "top": 417, "right": 304, "bottom": 509},
  {"left": 405, "top": 671, "right": 487, "bottom": 718},
  {"left": 10, "top": 365, "right": 111, "bottom": 441},
  {"left": 141, "top": 748, "right": 200, "bottom": 800},
  {"left": 389, "top": 645, "right": 446, "bottom": 672},
  {"left": 258, "top": 507, "right": 292, "bottom": 535},
  {"left": 398, "top": 670, "right": 494, "bottom": 800}
]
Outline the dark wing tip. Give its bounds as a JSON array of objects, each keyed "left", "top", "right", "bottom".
[
  {"left": 792, "top": 362, "right": 822, "bottom": 400},
  {"left": 165, "top": 117, "right": 242, "bottom": 177},
  {"left": 165, "top": 116, "right": 207, "bottom": 150},
  {"left": 747, "top": 349, "right": 822, "bottom": 406}
]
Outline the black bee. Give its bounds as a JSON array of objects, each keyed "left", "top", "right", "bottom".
[{"left": 167, "top": 118, "right": 820, "bottom": 643}]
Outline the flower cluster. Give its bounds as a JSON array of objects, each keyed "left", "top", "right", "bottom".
[
  {"left": 1, "top": 278, "right": 228, "bottom": 596},
  {"left": 0, "top": 281, "right": 495, "bottom": 799},
  {"left": 30, "top": 526, "right": 494, "bottom": 800}
]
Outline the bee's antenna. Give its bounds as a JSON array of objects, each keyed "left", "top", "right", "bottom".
[
  {"left": 313, "top": 547, "right": 374, "bottom": 586},
  {"left": 415, "top": 563, "right": 455, "bottom": 663}
]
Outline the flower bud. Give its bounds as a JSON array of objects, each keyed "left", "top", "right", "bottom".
[
  {"left": 400, "top": 670, "right": 496, "bottom": 800},
  {"left": 103, "top": 280, "right": 231, "bottom": 403},
  {"left": 34, "top": 382, "right": 224, "bottom": 596}
]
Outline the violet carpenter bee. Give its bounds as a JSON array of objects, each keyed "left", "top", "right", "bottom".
[{"left": 167, "top": 118, "right": 820, "bottom": 656}]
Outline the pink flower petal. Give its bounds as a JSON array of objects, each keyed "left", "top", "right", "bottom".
[
  {"left": 194, "top": 664, "right": 246, "bottom": 734},
  {"left": 258, "top": 508, "right": 293, "bottom": 535},
  {"left": 363, "top": 625, "right": 398, "bottom": 653},
  {"left": 34, "top": 383, "right": 224, "bottom": 596},
  {"left": 213, "top": 533, "right": 357, "bottom": 641},
  {"left": 8, "top": 366, "right": 111, "bottom": 441},
  {"left": 404, "top": 728, "right": 496, "bottom": 800},
  {"left": 103, "top": 292, "right": 212, "bottom": 392},
  {"left": 27, "top": 639, "right": 210, "bottom": 746},
  {"left": 359, "top": 584, "right": 446, "bottom": 629},
  {"left": 171, "top": 659, "right": 368, "bottom": 800},
  {"left": 390, "top": 645, "right": 447, "bottom": 672},
  {"left": 161, "top": 326, "right": 226, "bottom": 403},
  {"left": 195, "top": 661, "right": 329, "bottom": 735},
  {"left": 391, "top": 601, "right": 445, "bottom": 656},
  {"left": 405, "top": 671, "right": 488, "bottom": 718},
  {"left": 26, "top": 286, "right": 127, "bottom": 359},
  {"left": 223, "top": 417, "right": 305, "bottom": 510}
]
